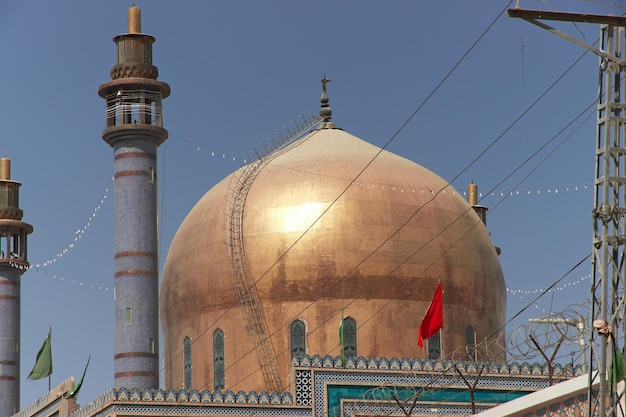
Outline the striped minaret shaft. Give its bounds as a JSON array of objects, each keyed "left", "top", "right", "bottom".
[
  {"left": 0, "top": 157, "right": 33, "bottom": 417},
  {"left": 98, "top": 6, "right": 170, "bottom": 389}
]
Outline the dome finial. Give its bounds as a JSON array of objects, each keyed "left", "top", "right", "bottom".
[
  {"left": 320, "top": 75, "right": 332, "bottom": 121},
  {"left": 318, "top": 75, "right": 338, "bottom": 129}
]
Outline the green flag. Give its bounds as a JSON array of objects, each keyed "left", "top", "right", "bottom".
[
  {"left": 609, "top": 337, "right": 626, "bottom": 395},
  {"left": 65, "top": 355, "right": 91, "bottom": 399},
  {"left": 28, "top": 328, "right": 52, "bottom": 380}
]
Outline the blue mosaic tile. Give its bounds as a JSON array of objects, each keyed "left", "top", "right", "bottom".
[
  {"left": 139, "top": 390, "right": 151, "bottom": 402},
  {"left": 116, "top": 388, "right": 129, "bottom": 401},
  {"left": 130, "top": 388, "right": 142, "bottom": 402},
  {"left": 457, "top": 361, "right": 468, "bottom": 373},
  {"left": 333, "top": 356, "right": 344, "bottom": 368},
  {"left": 345, "top": 357, "right": 356, "bottom": 369},
  {"left": 488, "top": 362, "right": 500, "bottom": 374},
  {"left": 236, "top": 391, "right": 247, "bottom": 404},
  {"left": 165, "top": 389, "right": 177, "bottom": 402},
  {"left": 499, "top": 363, "right": 510, "bottom": 374},
  {"left": 270, "top": 392, "right": 282, "bottom": 405},
  {"left": 153, "top": 389, "right": 165, "bottom": 402},
  {"left": 552, "top": 363, "right": 563, "bottom": 375},
  {"left": 510, "top": 363, "right": 521, "bottom": 375},
  {"left": 247, "top": 391, "right": 258, "bottom": 404},
  {"left": 200, "top": 390, "right": 212, "bottom": 403},
  {"left": 311, "top": 355, "right": 323, "bottom": 368},
  {"left": 323, "top": 356, "right": 334, "bottom": 368},
  {"left": 259, "top": 391, "right": 270, "bottom": 405},
  {"left": 189, "top": 390, "right": 200, "bottom": 403},
  {"left": 224, "top": 391, "right": 236, "bottom": 404},
  {"left": 212, "top": 391, "right": 224, "bottom": 404}
]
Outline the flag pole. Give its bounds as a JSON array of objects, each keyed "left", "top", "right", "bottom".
[{"left": 47, "top": 324, "right": 51, "bottom": 391}]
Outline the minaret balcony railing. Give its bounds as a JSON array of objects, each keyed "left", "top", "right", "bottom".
[
  {"left": 0, "top": 228, "right": 29, "bottom": 262},
  {"left": 105, "top": 89, "right": 163, "bottom": 127}
]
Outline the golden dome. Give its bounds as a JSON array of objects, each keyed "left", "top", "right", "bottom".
[{"left": 160, "top": 126, "right": 506, "bottom": 393}]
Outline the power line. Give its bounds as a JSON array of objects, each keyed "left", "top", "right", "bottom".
[
  {"left": 207, "top": 52, "right": 597, "bottom": 391},
  {"left": 158, "top": 1, "right": 603, "bottom": 391},
  {"left": 157, "top": 1, "right": 518, "bottom": 386}
]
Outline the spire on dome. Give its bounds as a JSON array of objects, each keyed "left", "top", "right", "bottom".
[{"left": 318, "top": 75, "right": 338, "bottom": 129}]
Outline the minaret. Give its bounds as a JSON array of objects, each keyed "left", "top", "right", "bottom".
[
  {"left": 98, "top": 6, "right": 170, "bottom": 389},
  {"left": 0, "top": 157, "right": 33, "bottom": 417},
  {"left": 467, "top": 182, "right": 500, "bottom": 255},
  {"left": 466, "top": 182, "right": 487, "bottom": 225}
]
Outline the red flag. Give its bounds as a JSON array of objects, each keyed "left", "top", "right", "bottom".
[{"left": 417, "top": 283, "right": 443, "bottom": 348}]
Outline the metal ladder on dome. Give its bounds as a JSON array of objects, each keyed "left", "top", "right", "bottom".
[{"left": 224, "top": 114, "right": 322, "bottom": 393}]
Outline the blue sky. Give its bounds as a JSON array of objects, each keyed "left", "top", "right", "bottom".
[{"left": 1, "top": 0, "right": 621, "bottom": 407}]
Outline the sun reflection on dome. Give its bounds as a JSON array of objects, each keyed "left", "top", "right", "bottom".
[{"left": 278, "top": 202, "right": 327, "bottom": 233}]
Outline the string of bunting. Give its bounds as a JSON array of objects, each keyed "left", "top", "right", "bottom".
[
  {"left": 24, "top": 249, "right": 594, "bottom": 294},
  {"left": 476, "top": 183, "right": 590, "bottom": 199},
  {"left": 31, "top": 266, "right": 111, "bottom": 291},
  {"left": 170, "top": 134, "right": 248, "bottom": 164},
  {"left": 170, "top": 132, "right": 591, "bottom": 198},
  {"left": 507, "top": 274, "right": 590, "bottom": 297},
  {"left": 31, "top": 179, "right": 112, "bottom": 269},
  {"left": 18, "top": 131, "right": 591, "bottom": 290}
]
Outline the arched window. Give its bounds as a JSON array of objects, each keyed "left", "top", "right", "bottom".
[
  {"left": 428, "top": 331, "right": 441, "bottom": 360},
  {"left": 183, "top": 337, "right": 192, "bottom": 390},
  {"left": 466, "top": 326, "right": 476, "bottom": 361},
  {"left": 291, "top": 319, "right": 306, "bottom": 359},
  {"left": 213, "top": 329, "right": 225, "bottom": 390},
  {"left": 340, "top": 317, "right": 357, "bottom": 358}
]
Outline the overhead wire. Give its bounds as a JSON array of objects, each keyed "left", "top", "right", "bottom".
[
  {"left": 22, "top": 0, "right": 596, "bottom": 397},
  {"left": 169, "top": 27, "right": 600, "bottom": 406},
  {"left": 354, "top": 255, "right": 591, "bottom": 417},
  {"left": 185, "top": 7, "right": 601, "bottom": 392},
  {"left": 156, "top": 0, "right": 519, "bottom": 384},
  {"left": 224, "top": 99, "right": 595, "bottom": 389}
]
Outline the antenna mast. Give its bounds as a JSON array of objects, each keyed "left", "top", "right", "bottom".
[{"left": 509, "top": 7, "right": 626, "bottom": 417}]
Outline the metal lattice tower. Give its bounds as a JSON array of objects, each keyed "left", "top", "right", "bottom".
[
  {"left": 590, "top": 24, "right": 626, "bottom": 417},
  {"left": 509, "top": 8, "right": 626, "bottom": 416}
]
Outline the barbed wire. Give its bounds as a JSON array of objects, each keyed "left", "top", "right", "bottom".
[{"left": 507, "top": 302, "right": 588, "bottom": 366}]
